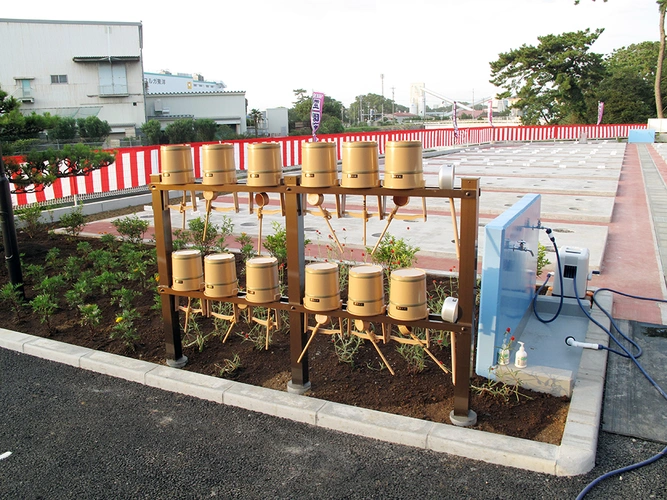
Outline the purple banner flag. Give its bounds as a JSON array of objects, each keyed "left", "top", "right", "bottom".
[
  {"left": 311, "top": 92, "right": 325, "bottom": 141},
  {"left": 597, "top": 101, "right": 604, "bottom": 126}
]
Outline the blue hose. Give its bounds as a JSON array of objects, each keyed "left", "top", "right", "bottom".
[
  {"left": 571, "top": 279, "right": 667, "bottom": 498},
  {"left": 533, "top": 227, "right": 564, "bottom": 323}
]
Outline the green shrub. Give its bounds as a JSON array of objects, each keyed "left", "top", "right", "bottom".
[
  {"left": 59, "top": 205, "right": 86, "bottom": 238},
  {"left": 111, "top": 215, "right": 149, "bottom": 244}
]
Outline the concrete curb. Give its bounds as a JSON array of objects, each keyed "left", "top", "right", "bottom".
[{"left": 0, "top": 299, "right": 610, "bottom": 476}]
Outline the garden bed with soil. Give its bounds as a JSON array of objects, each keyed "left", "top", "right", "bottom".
[{"left": 0, "top": 231, "right": 569, "bottom": 445}]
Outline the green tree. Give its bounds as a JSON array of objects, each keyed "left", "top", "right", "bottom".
[
  {"left": 3, "top": 143, "right": 115, "bottom": 194},
  {"left": 141, "top": 119, "right": 163, "bottom": 145},
  {"left": 49, "top": 116, "right": 77, "bottom": 142},
  {"left": 577, "top": 0, "right": 667, "bottom": 118},
  {"left": 592, "top": 42, "right": 662, "bottom": 123},
  {"left": 0, "top": 86, "right": 20, "bottom": 115},
  {"left": 489, "top": 29, "right": 606, "bottom": 124},
  {"left": 249, "top": 109, "right": 262, "bottom": 137},
  {"left": 165, "top": 118, "right": 196, "bottom": 144},
  {"left": 348, "top": 93, "right": 408, "bottom": 125},
  {"left": 77, "top": 116, "right": 112, "bottom": 143},
  {"left": 194, "top": 118, "right": 218, "bottom": 142}
]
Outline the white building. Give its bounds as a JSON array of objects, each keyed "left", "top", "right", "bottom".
[
  {"left": 0, "top": 18, "right": 146, "bottom": 139},
  {"left": 144, "top": 71, "right": 247, "bottom": 134}
]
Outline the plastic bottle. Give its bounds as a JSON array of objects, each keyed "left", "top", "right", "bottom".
[{"left": 515, "top": 341, "right": 527, "bottom": 369}]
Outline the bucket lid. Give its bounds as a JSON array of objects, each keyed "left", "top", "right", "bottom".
[
  {"left": 303, "top": 141, "right": 335, "bottom": 150},
  {"left": 173, "top": 249, "right": 201, "bottom": 258},
  {"left": 342, "top": 141, "right": 377, "bottom": 149},
  {"left": 350, "top": 265, "right": 383, "bottom": 276},
  {"left": 391, "top": 268, "right": 425, "bottom": 280},
  {"left": 248, "top": 142, "right": 280, "bottom": 150},
  {"left": 306, "top": 262, "right": 338, "bottom": 273},
  {"left": 248, "top": 256, "right": 278, "bottom": 266},
  {"left": 386, "top": 140, "right": 422, "bottom": 149},
  {"left": 205, "top": 253, "right": 234, "bottom": 262},
  {"left": 161, "top": 144, "right": 191, "bottom": 152},
  {"left": 202, "top": 143, "right": 233, "bottom": 150}
]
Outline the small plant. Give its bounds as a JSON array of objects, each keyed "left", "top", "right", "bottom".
[
  {"left": 111, "top": 308, "right": 141, "bottom": 349},
  {"left": 63, "top": 255, "right": 84, "bottom": 282},
  {"left": 31, "top": 293, "right": 58, "bottom": 329},
  {"left": 89, "top": 249, "right": 119, "bottom": 273},
  {"left": 0, "top": 282, "right": 25, "bottom": 319},
  {"left": 235, "top": 232, "right": 256, "bottom": 264},
  {"left": 35, "top": 275, "right": 66, "bottom": 301},
  {"left": 368, "top": 233, "right": 419, "bottom": 279},
  {"left": 238, "top": 321, "right": 273, "bottom": 351},
  {"left": 23, "top": 263, "right": 46, "bottom": 283},
  {"left": 472, "top": 367, "right": 533, "bottom": 403},
  {"left": 433, "top": 331, "right": 451, "bottom": 350},
  {"left": 99, "top": 233, "right": 119, "bottom": 249},
  {"left": 76, "top": 240, "right": 93, "bottom": 255},
  {"left": 111, "top": 215, "right": 149, "bottom": 244},
  {"left": 92, "top": 271, "right": 122, "bottom": 294},
  {"left": 537, "top": 243, "right": 551, "bottom": 277},
  {"left": 65, "top": 278, "right": 93, "bottom": 309},
  {"left": 396, "top": 343, "right": 426, "bottom": 374},
  {"left": 44, "top": 247, "right": 61, "bottom": 267},
  {"left": 215, "top": 354, "right": 242, "bottom": 377},
  {"left": 264, "top": 221, "right": 310, "bottom": 266},
  {"left": 15, "top": 204, "right": 43, "bottom": 238},
  {"left": 172, "top": 216, "right": 234, "bottom": 255},
  {"left": 59, "top": 205, "right": 86, "bottom": 239},
  {"left": 332, "top": 332, "right": 363, "bottom": 366},
  {"left": 111, "top": 287, "right": 139, "bottom": 310},
  {"left": 78, "top": 303, "right": 102, "bottom": 333}
]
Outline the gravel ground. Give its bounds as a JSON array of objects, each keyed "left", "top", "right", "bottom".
[{"left": 0, "top": 348, "right": 665, "bottom": 499}]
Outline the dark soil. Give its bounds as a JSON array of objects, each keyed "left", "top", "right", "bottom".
[{"left": 0, "top": 230, "right": 569, "bottom": 445}]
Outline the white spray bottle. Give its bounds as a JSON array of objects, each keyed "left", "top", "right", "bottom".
[{"left": 515, "top": 341, "right": 527, "bottom": 369}]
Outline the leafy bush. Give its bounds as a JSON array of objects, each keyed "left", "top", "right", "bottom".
[
  {"left": 77, "top": 116, "right": 111, "bottom": 143},
  {"left": 111, "top": 215, "right": 149, "bottom": 244},
  {"left": 263, "top": 221, "right": 310, "bottom": 267},
  {"left": 173, "top": 216, "right": 234, "bottom": 255},
  {"left": 15, "top": 204, "right": 43, "bottom": 238},
  {"left": 368, "top": 233, "right": 420, "bottom": 277},
  {"left": 59, "top": 205, "right": 86, "bottom": 238}
]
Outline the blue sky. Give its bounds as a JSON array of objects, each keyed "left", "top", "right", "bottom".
[{"left": 2, "top": 0, "right": 660, "bottom": 110}]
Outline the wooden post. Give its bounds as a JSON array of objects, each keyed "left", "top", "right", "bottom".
[
  {"left": 150, "top": 176, "right": 186, "bottom": 367},
  {"left": 284, "top": 176, "right": 309, "bottom": 391},
  {"left": 451, "top": 177, "right": 479, "bottom": 418}
]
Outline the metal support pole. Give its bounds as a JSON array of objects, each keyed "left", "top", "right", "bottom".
[
  {"left": 150, "top": 176, "right": 186, "bottom": 367},
  {"left": 284, "top": 176, "right": 309, "bottom": 393},
  {"left": 0, "top": 149, "right": 24, "bottom": 299},
  {"left": 451, "top": 177, "right": 479, "bottom": 420}
]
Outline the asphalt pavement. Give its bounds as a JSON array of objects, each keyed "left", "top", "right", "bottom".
[{"left": 1, "top": 348, "right": 665, "bottom": 499}]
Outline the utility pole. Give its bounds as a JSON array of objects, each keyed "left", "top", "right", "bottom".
[
  {"left": 0, "top": 147, "right": 24, "bottom": 299},
  {"left": 381, "top": 73, "right": 384, "bottom": 122},
  {"left": 391, "top": 87, "right": 395, "bottom": 122}
]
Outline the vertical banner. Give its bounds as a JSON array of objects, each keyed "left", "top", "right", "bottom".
[
  {"left": 453, "top": 101, "right": 459, "bottom": 141},
  {"left": 311, "top": 92, "right": 325, "bottom": 141},
  {"left": 488, "top": 100, "right": 494, "bottom": 127},
  {"left": 597, "top": 101, "right": 604, "bottom": 126}
]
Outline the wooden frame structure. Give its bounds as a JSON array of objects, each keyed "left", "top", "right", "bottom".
[{"left": 150, "top": 174, "right": 480, "bottom": 419}]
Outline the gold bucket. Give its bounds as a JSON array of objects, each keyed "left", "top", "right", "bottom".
[
  {"left": 245, "top": 256, "right": 280, "bottom": 303},
  {"left": 204, "top": 253, "right": 238, "bottom": 298},
  {"left": 160, "top": 145, "right": 194, "bottom": 185},
  {"left": 341, "top": 141, "right": 379, "bottom": 188},
  {"left": 383, "top": 140, "right": 425, "bottom": 189},
  {"left": 201, "top": 143, "right": 237, "bottom": 185},
  {"left": 301, "top": 142, "right": 337, "bottom": 188},
  {"left": 347, "top": 265, "right": 385, "bottom": 316},
  {"left": 304, "top": 262, "right": 340, "bottom": 312},
  {"left": 247, "top": 142, "right": 283, "bottom": 187},
  {"left": 171, "top": 249, "right": 203, "bottom": 292},
  {"left": 388, "top": 268, "right": 428, "bottom": 321}
]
